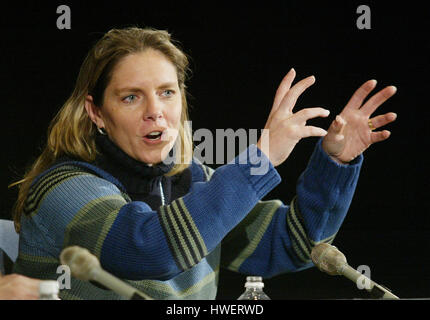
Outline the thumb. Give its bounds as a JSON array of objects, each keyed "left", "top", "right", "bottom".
[
  {"left": 328, "top": 115, "right": 346, "bottom": 141},
  {"left": 333, "top": 115, "right": 346, "bottom": 132}
]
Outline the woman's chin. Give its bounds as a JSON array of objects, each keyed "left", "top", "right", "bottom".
[
  {"left": 136, "top": 150, "right": 173, "bottom": 166},
  {"left": 138, "top": 155, "right": 162, "bottom": 165},
  {"left": 132, "top": 139, "right": 177, "bottom": 165}
]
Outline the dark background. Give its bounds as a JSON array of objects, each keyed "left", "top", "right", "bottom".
[{"left": 1, "top": 1, "right": 429, "bottom": 300}]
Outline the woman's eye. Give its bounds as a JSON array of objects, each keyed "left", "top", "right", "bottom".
[
  {"left": 161, "top": 90, "right": 174, "bottom": 97},
  {"left": 122, "top": 94, "right": 137, "bottom": 103}
]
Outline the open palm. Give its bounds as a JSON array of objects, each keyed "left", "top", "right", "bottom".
[{"left": 322, "top": 80, "right": 397, "bottom": 164}]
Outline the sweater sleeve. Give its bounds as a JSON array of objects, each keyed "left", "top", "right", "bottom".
[
  {"left": 221, "top": 138, "right": 363, "bottom": 278},
  {"left": 24, "top": 145, "right": 281, "bottom": 281}
]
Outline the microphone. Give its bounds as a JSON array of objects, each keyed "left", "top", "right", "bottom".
[
  {"left": 60, "top": 246, "right": 153, "bottom": 300},
  {"left": 311, "top": 243, "right": 399, "bottom": 299}
]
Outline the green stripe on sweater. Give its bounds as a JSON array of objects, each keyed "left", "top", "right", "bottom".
[
  {"left": 170, "top": 201, "right": 201, "bottom": 265},
  {"left": 159, "top": 205, "right": 189, "bottom": 270},
  {"left": 310, "top": 233, "right": 337, "bottom": 246},
  {"left": 287, "top": 197, "right": 337, "bottom": 263},
  {"left": 287, "top": 197, "right": 312, "bottom": 262},
  {"left": 63, "top": 195, "right": 126, "bottom": 258},
  {"left": 221, "top": 200, "right": 282, "bottom": 271},
  {"left": 165, "top": 204, "right": 195, "bottom": 268},
  {"left": 158, "top": 198, "right": 208, "bottom": 271},
  {"left": 125, "top": 265, "right": 219, "bottom": 299},
  {"left": 13, "top": 253, "right": 60, "bottom": 282},
  {"left": 176, "top": 198, "right": 208, "bottom": 259}
]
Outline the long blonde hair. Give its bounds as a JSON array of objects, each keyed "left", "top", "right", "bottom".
[{"left": 10, "top": 27, "right": 194, "bottom": 232}]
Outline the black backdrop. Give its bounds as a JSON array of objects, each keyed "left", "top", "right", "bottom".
[{"left": 1, "top": 1, "right": 429, "bottom": 300}]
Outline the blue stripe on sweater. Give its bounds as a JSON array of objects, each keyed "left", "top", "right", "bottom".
[{"left": 100, "top": 201, "right": 182, "bottom": 280}]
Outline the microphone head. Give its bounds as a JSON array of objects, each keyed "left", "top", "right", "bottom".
[
  {"left": 311, "top": 243, "right": 347, "bottom": 275},
  {"left": 60, "top": 246, "right": 100, "bottom": 281}
]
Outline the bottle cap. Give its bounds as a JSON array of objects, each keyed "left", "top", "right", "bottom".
[
  {"left": 39, "top": 280, "right": 59, "bottom": 295},
  {"left": 245, "top": 282, "right": 264, "bottom": 289},
  {"left": 244, "top": 276, "right": 264, "bottom": 288},
  {"left": 246, "top": 276, "right": 263, "bottom": 282}
]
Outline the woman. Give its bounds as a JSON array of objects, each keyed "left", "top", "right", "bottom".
[{"left": 11, "top": 27, "right": 397, "bottom": 299}]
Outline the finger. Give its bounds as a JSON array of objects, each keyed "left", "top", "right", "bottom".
[
  {"left": 370, "top": 130, "right": 391, "bottom": 144},
  {"left": 294, "top": 107, "right": 330, "bottom": 123},
  {"left": 271, "top": 68, "right": 296, "bottom": 115},
  {"left": 329, "top": 115, "right": 347, "bottom": 134},
  {"left": 326, "top": 115, "right": 346, "bottom": 142},
  {"left": 369, "top": 112, "right": 397, "bottom": 130},
  {"left": 278, "top": 75, "right": 316, "bottom": 115},
  {"left": 301, "top": 126, "right": 328, "bottom": 138},
  {"left": 360, "top": 86, "right": 397, "bottom": 117},
  {"left": 344, "top": 79, "right": 378, "bottom": 111}
]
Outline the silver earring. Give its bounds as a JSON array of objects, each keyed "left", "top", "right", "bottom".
[{"left": 97, "top": 127, "right": 107, "bottom": 135}]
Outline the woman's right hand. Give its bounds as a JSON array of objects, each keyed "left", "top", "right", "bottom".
[{"left": 257, "top": 68, "right": 330, "bottom": 167}]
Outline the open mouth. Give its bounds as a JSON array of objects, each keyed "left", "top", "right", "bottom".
[{"left": 144, "top": 131, "right": 163, "bottom": 141}]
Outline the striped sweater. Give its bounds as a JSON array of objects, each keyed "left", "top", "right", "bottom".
[{"left": 13, "top": 139, "right": 362, "bottom": 299}]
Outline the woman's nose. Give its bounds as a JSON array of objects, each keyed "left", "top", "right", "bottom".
[{"left": 143, "top": 97, "right": 163, "bottom": 121}]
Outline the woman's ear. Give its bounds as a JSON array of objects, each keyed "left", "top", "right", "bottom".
[{"left": 85, "top": 95, "right": 105, "bottom": 129}]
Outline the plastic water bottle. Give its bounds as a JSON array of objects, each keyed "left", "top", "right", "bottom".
[
  {"left": 39, "top": 280, "right": 61, "bottom": 300},
  {"left": 237, "top": 276, "right": 270, "bottom": 300}
]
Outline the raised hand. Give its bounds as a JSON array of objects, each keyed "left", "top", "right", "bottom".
[
  {"left": 322, "top": 80, "right": 397, "bottom": 164},
  {"left": 257, "top": 68, "right": 330, "bottom": 167}
]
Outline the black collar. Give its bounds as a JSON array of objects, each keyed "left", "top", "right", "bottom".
[
  {"left": 95, "top": 133, "right": 175, "bottom": 179},
  {"left": 93, "top": 134, "right": 192, "bottom": 204},
  {"left": 55, "top": 133, "right": 192, "bottom": 208}
]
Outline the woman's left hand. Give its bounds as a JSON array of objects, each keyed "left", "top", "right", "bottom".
[{"left": 322, "top": 80, "right": 397, "bottom": 164}]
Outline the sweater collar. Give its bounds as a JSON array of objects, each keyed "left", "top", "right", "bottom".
[
  {"left": 95, "top": 133, "right": 175, "bottom": 179},
  {"left": 93, "top": 133, "right": 178, "bottom": 197}
]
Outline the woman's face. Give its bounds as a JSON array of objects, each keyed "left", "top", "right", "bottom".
[{"left": 89, "top": 49, "right": 182, "bottom": 164}]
